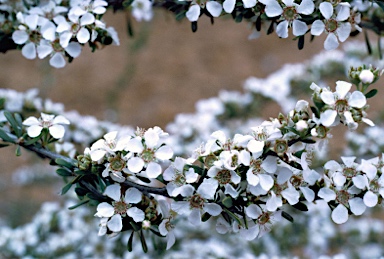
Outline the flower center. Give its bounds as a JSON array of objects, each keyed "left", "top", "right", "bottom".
[
  {"left": 253, "top": 128, "right": 268, "bottom": 141},
  {"left": 335, "top": 99, "right": 348, "bottom": 113},
  {"left": 258, "top": 211, "right": 271, "bottom": 225},
  {"left": 215, "top": 169, "right": 232, "bottom": 185},
  {"left": 52, "top": 39, "right": 64, "bottom": 52},
  {"left": 141, "top": 148, "right": 155, "bottom": 163},
  {"left": 173, "top": 173, "right": 186, "bottom": 186},
  {"left": 336, "top": 190, "right": 350, "bottom": 206},
  {"left": 325, "top": 19, "right": 338, "bottom": 33},
  {"left": 189, "top": 194, "right": 205, "bottom": 209},
  {"left": 274, "top": 139, "right": 288, "bottom": 155},
  {"left": 109, "top": 156, "right": 126, "bottom": 172},
  {"left": 29, "top": 30, "right": 42, "bottom": 44},
  {"left": 315, "top": 125, "right": 328, "bottom": 139},
  {"left": 342, "top": 167, "right": 357, "bottom": 179},
  {"left": 283, "top": 6, "right": 298, "bottom": 21},
  {"left": 369, "top": 179, "right": 380, "bottom": 193},
  {"left": 251, "top": 158, "right": 263, "bottom": 174},
  {"left": 40, "top": 119, "right": 52, "bottom": 128},
  {"left": 290, "top": 175, "right": 303, "bottom": 188},
  {"left": 114, "top": 200, "right": 129, "bottom": 215},
  {"left": 71, "top": 23, "right": 81, "bottom": 34}
]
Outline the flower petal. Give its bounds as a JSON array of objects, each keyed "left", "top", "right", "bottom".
[
  {"left": 107, "top": 214, "right": 123, "bottom": 232},
  {"left": 49, "top": 124, "right": 65, "bottom": 139},
  {"left": 127, "top": 207, "right": 145, "bottom": 222},
  {"left": 206, "top": 1, "right": 223, "bottom": 17},
  {"left": 331, "top": 204, "right": 348, "bottom": 224},
  {"left": 104, "top": 184, "right": 121, "bottom": 201},
  {"left": 128, "top": 157, "right": 145, "bottom": 173},
  {"left": 124, "top": 187, "right": 142, "bottom": 204}
]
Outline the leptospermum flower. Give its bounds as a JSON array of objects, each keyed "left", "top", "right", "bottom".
[
  {"left": 319, "top": 81, "right": 372, "bottom": 129},
  {"left": 245, "top": 204, "right": 282, "bottom": 238},
  {"left": 310, "top": 2, "right": 351, "bottom": 50},
  {"left": 260, "top": 0, "right": 315, "bottom": 38},
  {"left": 163, "top": 157, "right": 199, "bottom": 197},
  {"left": 207, "top": 160, "right": 241, "bottom": 198},
  {"left": 171, "top": 178, "right": 222, "bottom": 226},
  {"left": 222, "top": 0, "right": 257, "bottom": 14},
  {"left": 186, "top": 1, "right": 223, "bottom": 22},
  {"left": 37, "top": 39, "right": 82, "bottom": 68},
  {"left": 158, "top": 200, "right": 176, "bottom": 250},
  {"left": 95, "top": 184, "right": 145, "bottom": 234},
  {"left": 23, "top": 112, "right": 70, "bottom": 139},
  {"left": 125, "top": 127, "right": 173, "bottom": 178},
  {"left": 89, "top": 131, "right": 131, "bottom": 162},
  {"left": 318, "top": 186, "right": 366, "bottom": 224}
]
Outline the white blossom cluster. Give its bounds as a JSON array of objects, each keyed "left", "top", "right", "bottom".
[
  {"left": 62, "top": 73, "right": 379, "bottom": 250},
  {"left": 1, "top": 0, "right": 384, "bottom": 66}
]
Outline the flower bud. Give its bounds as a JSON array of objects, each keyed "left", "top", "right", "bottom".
[{"left": 359, "top": 69, "right": 374, "bottom": 84}]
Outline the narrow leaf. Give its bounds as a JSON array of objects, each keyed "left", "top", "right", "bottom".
[
  {"left": 202, "top": 212, "right": 211, "bottom": 222},
  {"left": 365, "top": 89, "right": 378, "bottom": 98},
  {"left": 4, "top": 111, "right": 21, "bottom": 137},
  {"left": 222, "top": 196, "right": 233, "bottom": 208},
  {"left": 15, "top": 145, "right": 21, "bottom": 156},
  {"left": 223, "top": 207, "right": 242, "bottom": 225},
  {"left": 136, "top": 175, "right": 151, "bottom": 183},
  {"left": 60, "top": 182, "right": 73, "bottom": 195},
  {"left": 24, "top": 136, "right": 40, "bottom": 146},
  {"left": 0, "top": 128, "right": 15, "bottom": 143},
  {"left": 68, "top": 199, "right": 90, "bottom": 210},
  {"left": 139, "top": 230, "right": 148, "bottom": 253},
  {"left": 364, "top": 30, "right": 372, "bottom": 55},
  {"left": 292, "top": 202, "right": 308, "bottom": 211},
  {"left": 0, "top": 143, "right": 9, "bottom": 148},
  {"left": 298, "top": 35, "right": 304, "bottom": 50},
  {"left": 127, "top": 231, "right": 134, "bottom": 252},
  {"left": 56, "top": 168, "right": 74, "bottom": 177},
  {"left": 55, "top": 158, "right": 76, "bottom": 169},
  {"left": 191, "top": 21, "right": 198, "bottom": 33},
  {"left": 282, "top": 211, "right": 294, "bottom": 222}
]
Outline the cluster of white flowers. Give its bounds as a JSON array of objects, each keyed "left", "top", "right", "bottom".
[
  {"left": 1, "top": 0, "right": 384, "bottom": 65},
  {"left": 1, "top": 42, "right": 383, "bottom": 254}
]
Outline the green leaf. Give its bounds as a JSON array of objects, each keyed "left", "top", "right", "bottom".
[
  {"left": 130, "top": 221, "right": 142, "bottom": 232},
  {"left": 0, "top": 143, "right": 9, "bottom": 148},
  {"left": 139, "top": 230, "right": 148, "bottom": 253},
  {"left": 286, "top": 126, "right": 300, "bottom": 135},
  {"left": 365, "top": 89, "right": 378, "bottom": 98},
  {"left": 149, "top": 228, "right": 163, "bottom": 237},
  {"left": 24, "top": 136, "right": 40, "bottom": 145},
  {"left": 222, "top": 196, "right": 233, "bottom": 208},
  {"left": 301, "top": 138, "right": 316, "bottom": 144},
  {"left": 223, "top": 207, "right": 242, "bottom": 225},
  {"left": 15, "top": 145, "right": 21, "bottom": 156},
  {"left": 375, "top": 0, "right": 384, "bottom": 11},
  {"left": 127, "top": 231, "right": 134, "bottom": 252},
  {"left": 292, "top": 202, "right": 308, "bottom": 211},
  {"left": 191, "top": 21, "right": 197, "bottom": 33},
  {"left": 68, "top": 199, "right": 90, "bottom": 210},
  {"left": 75, "top": 187, "right": 89, "bottom": 197},
  {"left": 282, "top": 211, "right": 294, "bottom": 223},
  {"left": 364, "top": 30, "right": 372, "bottom": 55},
  {"left": 201, "top": 212, "right": 211, "bottom": 222},
  {"left": 56, "top": 168, "right": 74, "bottom": 177},
  {"left": 4, "top": 111, "right": 21, "bottom": 137},
  {"left": 60, "top": 182, "right": 73, "bottom": 195},
  {"left": 136, "top": 175, "right": 151, "bottom": 183},
  {"left": 0, "top": 128, "right": 15, "bottom": 143},
  {"left": 298, "top": 35, "right": 304, "bottom": 50},
  {"left": 55, "top": 158, "right": 76, "bottom": 169},
  {"left": 127, "top": 17, "right": 134, "bottom": 37}
]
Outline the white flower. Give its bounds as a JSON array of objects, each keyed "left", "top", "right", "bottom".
[
  {"left": 207, "top": 161, "right": 241, "bottom": 198},
  {"left": 95, "top": 184, "right": 144, "bottom": 234},
  {"left": 359, "top": 69, "right": 374, "bottom": 84},
  {"left": 89, "top": 131, "right": 131, "bottom": 162},
  {"left": 223, "top": 0, "right": 256, "bottom": 13},
  {"left": 126, "top": 127, "right": 173, "bottom": 178},
  {"left": 37, "top": 39, "right": 82, "bottom": 68},
  {"left": 319, "top": 81, "right": 370, "bottom": 129},
  {"left": 54, "top": 14, "right": 93, "bottom": 48},
  {"left": 261, "top": 0, "right": 314, "bottom": 38},
  {"left": 186, "top": 1, "right": 222, "bottom": 22},
  {"left": 131, "top": 0, "right": 153, "bottom": 21},
  {"left": 163, "top": 157, "right": 198, "bottom": 197},
  {"left": 158, "top": 200, "right": 176, "bottom": 250},
  {"left": 245, "top": 204, "right": 281, "bottom": 238},
  {"left": 311, "top": 2, "right": 351, "bottom": 50},
  {"left": 244, "top": 155, "right": 276, "bottom": 192},
  {"left": 171, "top": 178, "right": 222, "bottom": 226},
  {"left": 318, "top": 187, "right": 366, "bottom": 224},
  {"left": 23, "top": 112, "right": 70, "bottom": 139}
]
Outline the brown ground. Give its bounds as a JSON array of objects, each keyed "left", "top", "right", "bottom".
[{"left": 0, "top": 9, "right": 371, "bottom": 225}]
